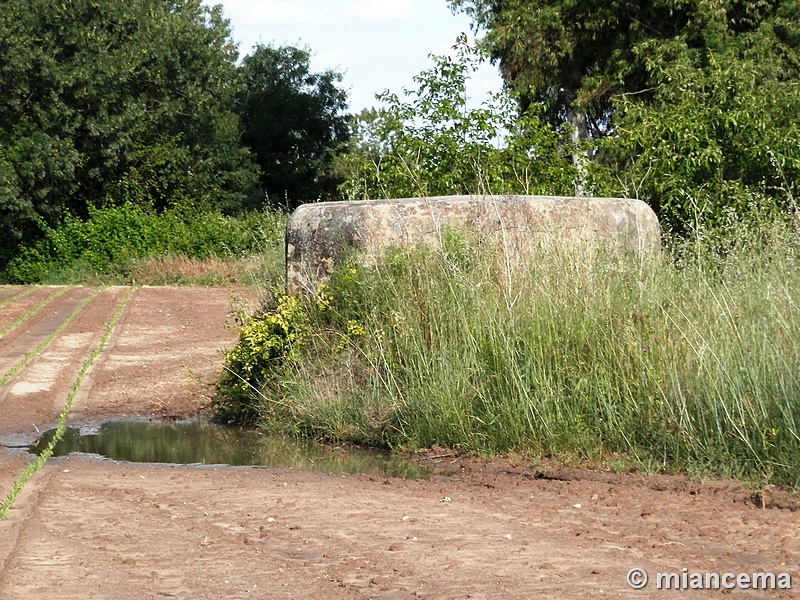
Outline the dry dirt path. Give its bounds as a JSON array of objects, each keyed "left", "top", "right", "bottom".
[{"left": 0, "top": 285, "right": 797, "bottom": 599}]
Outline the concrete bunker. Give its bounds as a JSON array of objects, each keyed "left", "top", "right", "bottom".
[{"left": 285, "top": 195, "right": 661, "bottom": 295}]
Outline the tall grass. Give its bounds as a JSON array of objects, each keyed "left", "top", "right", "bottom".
[{"left": 222, "top": 217, "right": 800, "bottom": 487}]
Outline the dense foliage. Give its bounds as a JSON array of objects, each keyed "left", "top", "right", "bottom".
[
  {"left": 0, "top": 2, "right": 352, "bottom": 274},
  {"left": 597, "top": 15, "right": 800, "bottom": 225},
  {"left": 337, "top": 39, "right": 576, "bottom": 201},
  {"left": 448, "top": 0, "right": 800, "bottom": 227},
  {"left": 0, "top": 0, "right": 260, "bottom": 266},
  {"left": 448, "top": 0, "right": 795, "bottom": 127},
  {"left": 2, "top": 203, "right": 285, "bottom": 285},
  {"left": 236, "top": 44, "right": 350, "bottom": 209}
]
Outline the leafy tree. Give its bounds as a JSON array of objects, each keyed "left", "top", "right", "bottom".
[
  {"left": 593, "top": 25, "right": 800, "bottom": 226},
  {"left": 448, "top": 0, "right": 787, "bottom": 131},
  {"left": 0, "top": 0, "right": 259, "bottom": 266},
  {"left": 450, "top": 0, "right": 800, "bottom": 226},
  {"left": 337, "top": 38, "right": 575, "bottom": 201},
  {"left": 235, "top": 44, "right": 350, "bottom": 209}
]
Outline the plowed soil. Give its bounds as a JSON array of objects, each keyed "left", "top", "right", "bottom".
[{"left": 0, "top": 285, "right": 797, "bottom": 599}]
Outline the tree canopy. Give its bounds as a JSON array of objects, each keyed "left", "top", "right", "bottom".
[
  {"left": 235, "top": 44, "right": 350, "bottom": 209},
  {"left": 448, "top": 0, "right": 798, "bottom": 132},
  {"left": 0, "top": 0, "right": 260, "bottom": 265},
  {"left": 450, "top": 0, "right": 800, "bottom": 227}
]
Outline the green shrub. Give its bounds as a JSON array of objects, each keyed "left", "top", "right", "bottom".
[
  {"left": 2, "top": 203, "right": 286, "bottom": 284},
  {"left": 215, "top": 293, "right": 309, "bottom": 425},
  {"left": 337, "top": 37, "right": 576, "bottom": 202}
]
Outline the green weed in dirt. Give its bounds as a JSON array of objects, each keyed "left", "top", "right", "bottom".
[{"left": 0, "top": 287, "right": 135, "bottom": 520}]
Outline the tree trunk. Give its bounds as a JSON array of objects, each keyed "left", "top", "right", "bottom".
[{"left": 567, "top": 106, "right": 590, "bottom": 197}]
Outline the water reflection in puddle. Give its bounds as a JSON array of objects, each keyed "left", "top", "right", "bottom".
[{"left": 29, "top": 421, "right": 429, "bottom": 479}]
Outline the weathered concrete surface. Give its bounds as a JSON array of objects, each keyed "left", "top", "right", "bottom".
[{"left": 285, "top": 195, "right": 661, "bottom": 294}]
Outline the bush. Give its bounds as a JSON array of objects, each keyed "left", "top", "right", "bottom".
[
  {"left": 589, "top": 35, "right": 800, "bottom": 231},
  {"left": 215, "top": 293, "right": 308, "bottom": 425},
  {"left": 2, "top": 203, "right": 286, "bottom": 284}
]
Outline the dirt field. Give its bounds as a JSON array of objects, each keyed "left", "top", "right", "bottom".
[{"left": 0, "top": 285, "right": 797, "bottom": 599}]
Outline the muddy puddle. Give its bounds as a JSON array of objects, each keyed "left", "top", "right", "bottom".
[{"left": 28, "top": 420, "right": 429, "bottom": 479}]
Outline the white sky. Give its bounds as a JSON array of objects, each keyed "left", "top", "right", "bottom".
[{"left": 202, "top": 0, "right": 504, "bottom": 114}]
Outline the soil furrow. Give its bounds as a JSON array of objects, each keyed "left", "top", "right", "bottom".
[
  {"left": 0, "top": 289, "right": 103, "bottom": 389},
  {"left": 0, "top": 286, "right": 86, "bottom": 362},
  {"left": 0, "top": 457, "right": 60, "bottom": 591},
  {"left": 0, "top": 287, "right": 36, "bottom": 309},
  {"left": 0, "top": 287, "right": 97, "bottom": 389},
  {"left": 0, "top": 286, "right": 137, "bottom": 524},
  {"left": 71, "top": 286, "right": 246, "bottom": 422},
  {"left": 0, "top": 288, "right": 130, "bottom": 440},
  {"left": 0, "top": 286, "right": 74, "bottom": 339}
]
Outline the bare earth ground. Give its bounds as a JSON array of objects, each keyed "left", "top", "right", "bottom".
[{"left": 0, "top": 285, "right": 797, "bottom": 599}]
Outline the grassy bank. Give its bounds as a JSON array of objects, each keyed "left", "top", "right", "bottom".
[
  {"left": 1, "top": 203, "right": 287, "bottom": 287},
  {"left": 218, "top": 217, "right": 800, "bottom": 488}
]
